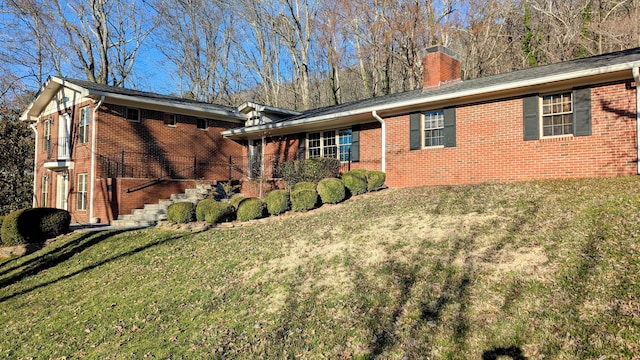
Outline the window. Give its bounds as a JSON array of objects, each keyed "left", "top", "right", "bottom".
[
  {"left": 43, "top": 117, "right": 51, "bottom": 153},
  {"left": 196, "top": 118, "right": 208, "bottom": 130},
  {"left": 79, "top": 106, "right": 90, "bottom": 143},
  {"left": 423, "top": 110, "right": 444, "bottom": 147},
  {"left": 126, "top": 108, "right": 140, "bottom": 122},
  {"left": 542, "top": 92, "right": 572, "bottom": 137},
  {"left": 77, "top": 173, "right": 88, "bottom": 211},
  {"left": 307, "top": 129, "right": 352, "bottom": 161},
  {"left": 164, "top": 113, "right": 177, "bottom": 126},
  {"left": 41, "top": 175, "right": 49, "bottom": 207}
]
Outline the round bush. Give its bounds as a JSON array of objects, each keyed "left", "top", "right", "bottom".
[
  {"left": 1, "top": 208, "right": 71, "bottom": 246},
  {"left": 204, "top": 203, "right": 234, "bottom": 224},
  {"left": 317, "top": 178, "right": 346, "bottom": 204},
  {"left": 367, "top": 171, "right": 386, "bottom": 192},
  {"left": 166, "top": 202, "right": 195, "bottom": 224},
  {"left": 342, "top": 171, "right": 367, "bottom": 196},
  {"left": 229, "top": 194, "right": 245, "bottom": 210},
  {"left": 291, "top": 188, "right": 318, "bottom": 212},
  {"left": 236, "top": 197, "right": 265, "bottom": 222},
  {"left": 293, "top": 181, "right": 316, "bottom": 192},
  {"left": 265, "top": 190, "right": 290, "bottom": 215},
  {"left": 196, "top": 199, "right": 234, "bottom": 224},
  {"left": 196, "top": 199, "right": 216, "bottom": 221}
]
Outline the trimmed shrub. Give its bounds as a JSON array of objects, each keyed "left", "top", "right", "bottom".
[
  {"left": 166, "top": 202, "right": 195, "bottom": 224},
  {"left": 236, "top": 197, "right": 265, "bottom": 222},
  {"left": 196, "top": 199, "right": 234, "bottom": 224},
  {"left": 293, "top": 181, "right": 317, "bottom": 192},
  {"left": 229, "top": 194, "right": 245, "bottom": 210},
  {"left": 204, "top": 203, "right": 234, "bottom": 224},
  {"left": 265, "top": 190, "right": 290, "bottom": 215},
  {"left": 291, "top": 188, "right": 318, "bottom": 212},
  {"left": 317, "top": 178, "right": 346, "bottom": 204},
  {"left": 367, "top": 171, "right": 386, "bottom": 192},
  {"left": 0, "top": 216, "right": 4, "bottom": 230},
  {"left": 280, "top": 157, "right": 340, "bottom": 187},
  {"left": 1, "top": 208, "right": 71, "bottom": 246},
  {"left": 342, "top": 170, "right": 368, "bottom": 196}
]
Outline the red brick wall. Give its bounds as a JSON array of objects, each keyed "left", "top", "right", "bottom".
[
  {"left": 95, "top": 104, "right": 244, "bottom": 180},
  {"left": 423, "top": 51, "right": 461, "bottom": 88},
  {"left": 379, "top": 80, "right": 637, "bottom": 188}
]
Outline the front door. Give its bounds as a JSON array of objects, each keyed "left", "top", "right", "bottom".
[
  {"left": 249, "top": 140, "right": 263, "bottom": 179},
  {"left": 55, "top": 173, "right": 68, "bottom": 210}
]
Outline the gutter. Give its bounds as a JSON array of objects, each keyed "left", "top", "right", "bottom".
[
  {"left": 223, "top": 61, "right": 640, "bottom": 137},
  {"left": 371, "top": 111, "right": 386, "bottom": 172},
  {"left": 634, "top": 67, "right": 640, "bottom": 175},
  {"left": 89, "top": 96, "right": 105, "bottom": 223},
  {"left": 29, "top": 124, "right": 38, "bottom": 207}
]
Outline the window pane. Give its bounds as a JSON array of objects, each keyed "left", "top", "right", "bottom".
[
  {"left": 308, "top": 132, "right": 321, "bottom": 158},
  {"left": 541, "top": 93, "right": 573, "bottom": 136},
  {"left": 338, "top": 129, "right": 352, "bottom": 161},
  {"left": 424, "top": 111, "right": 444, "bottom": 147}
]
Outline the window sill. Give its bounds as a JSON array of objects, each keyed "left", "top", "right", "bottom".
[
  {"left": 421, "top": 145, "right": 445, "bottom": 150},
  {"left": 539, "top": 135, "right": 574, "bottom": 143}
]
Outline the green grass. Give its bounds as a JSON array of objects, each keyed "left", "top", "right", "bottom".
[{"left": 2, "top": 177, "right": 640, "bottom": 358}]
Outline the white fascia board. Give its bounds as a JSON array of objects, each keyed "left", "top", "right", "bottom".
[
  {"left": 224, "top": 62, "right": 640, "bottom": 136},
  {"left": 88, "top": 90, "right": 246, "bottom": 122},
  {"left": 20, "top": 76, "right": 90, "bottom": 121}
]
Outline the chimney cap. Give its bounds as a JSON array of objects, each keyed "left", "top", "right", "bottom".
[{"left": 425, "top": 45, "right": 460, "bottom": 61}]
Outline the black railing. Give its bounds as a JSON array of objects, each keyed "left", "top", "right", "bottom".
[{"left": 45, "top": 136, "right": 71, "bottom": 160}]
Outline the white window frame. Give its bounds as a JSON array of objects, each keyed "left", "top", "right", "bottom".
[
  {"left": 79, "top": 106, "right": 90, "bottom": 143},
  {"left": 164, "top": 113, "right": 177, "bottom": 127},
  {"left": 43, "top": 116, "right": 52, "bottom": 153},
  {"left": 196, "top": 118, "right": 208, "bottom": 130},
  {"left": 306, "top": 128, "right": 352, "bottom": 162},
  {"left": 540, "top": 92, "right": 573, "bottom": 137},
  {"left": 42, "top": 175, "right": 49, "bottom": 208},
  {"left": 422, "top": 110, "right": 445, "bottom": 148},
  {"left": 77, "top": 173, "right": 88, "bottom": 211},
  {"left": 126, "top": 108, "right": 141, "bottom": 122}
]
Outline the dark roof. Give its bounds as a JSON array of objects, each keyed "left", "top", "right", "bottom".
[
  {"left": 60, "top": 77, "right": 237, "bottom": 113},
  {"left": 280, "top": 47, "right": 640, "bottom": 123}
]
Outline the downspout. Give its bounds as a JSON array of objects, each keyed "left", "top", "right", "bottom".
[
  {"left": 29, "top": 123, "right": 39, "bottom": 207},
  {"left": 89, "top": 96, "right": 105, "bottom": 223},
  {"left": 634, "top": 67, "right": 640, "bottom": 175},
  {"left": 371, "top": 111, "right": 386, "bottom": 172}
]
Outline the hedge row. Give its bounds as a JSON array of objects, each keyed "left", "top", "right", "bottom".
[
  {"left": 165, "top": 169, "right": 386, "bottom": 225},
  {"left": 0, "top": 208, "right": 71, "bottom": 246}
]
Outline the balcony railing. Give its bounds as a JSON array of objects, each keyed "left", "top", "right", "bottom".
[{"left": 45, "top": 136, "right": 71, "bottom": 160}]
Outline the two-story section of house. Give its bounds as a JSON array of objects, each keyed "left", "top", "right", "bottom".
[{"left": 20, "top": 77, "right": 254, "bottom": 225}]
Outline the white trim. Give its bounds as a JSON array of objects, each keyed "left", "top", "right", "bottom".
[
  {"left": 30, "top": 124, "right": 38, "bottom": 207},
  {"left": 371, "top": 111, "right": 386, "bottom": 172},
  {"left": 223, "top": 62, "right": 640, "bottom": 137},
  {"left": 633, "top": 67, "right": 640, "bottom": 175},
  {"left": 89, "top": 96, "right": 104, "bottom": 223}
]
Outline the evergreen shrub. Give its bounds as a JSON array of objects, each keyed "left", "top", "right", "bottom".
[
  {"left": 291, "top": 188, "right": 318, "bottom": 212},
  {"left": 342, "top": 170, "right": 368, "bottom": 196},
  {"left": 280, "top": 157, "right": 340, "bottom": 187},
  {"left": 236, "top": 197, "right": 265, "bottom": 221},
  {"left": 366, "top": 171, "right": 386, "bottom": 192},
  {"left": 317, "top": 178, "right": 346, "bottom": 204},
  {"left": 265, "top": 190, "right": 290, "bottom": 215},
  {"left": 1, "top": 208, "right": 71, "bottom": 246},
  {"left": 166, "top": 202, "right": 195, "bottom": 224},
  {"left": 196, "top": 199, "right": 234, "bottom": 224},
  {"left": 293, "top": 181, "right": 317, "bottom": 192}
]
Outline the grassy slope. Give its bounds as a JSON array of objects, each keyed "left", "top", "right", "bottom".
[{"left": 1, "top": 177, "right": 639, "bottom": 359}]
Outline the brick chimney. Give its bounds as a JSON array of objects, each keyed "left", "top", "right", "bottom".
[{"left": 422, "top": 46, "right": 461, "bottom": 89}]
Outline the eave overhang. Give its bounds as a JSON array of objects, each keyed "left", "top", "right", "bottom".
[
  {"left": 20, "top": 76, "right": 246, "bottom": 123},
  {"left": 222, "top": 62, "right": 640, "bottom": 140}
]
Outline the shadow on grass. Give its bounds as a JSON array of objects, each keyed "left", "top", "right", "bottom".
[
  {"left": 482, "top": 346, "right": 527, "bottom": 359},
  {"left": 0, "top": 230, "right": 182, "bottom": 303},
  {"left": 0, "top": 230, "right": 128, "bottom": 287}
]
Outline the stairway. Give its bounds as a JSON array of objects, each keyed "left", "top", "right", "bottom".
[{"left": 110, "top": 184, "right": 213, "bottom": 227}]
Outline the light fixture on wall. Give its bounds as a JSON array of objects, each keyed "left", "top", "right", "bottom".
[{"left": 62, "top": 169, "right": 69, "bottom": 180}]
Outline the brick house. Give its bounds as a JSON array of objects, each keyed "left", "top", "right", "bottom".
[
  {"left": 19, "top": 77, "right": 297, "bottom": 224},
  {"left": 223, "top": 46, "right": 640, "bottom": 188},
  {"left": 20, "top": 47, "right": 640, "bottom": 225}
]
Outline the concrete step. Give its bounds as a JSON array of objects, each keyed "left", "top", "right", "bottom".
[{"left": 110, "top": 219, "right": 157, "bottom": 228}]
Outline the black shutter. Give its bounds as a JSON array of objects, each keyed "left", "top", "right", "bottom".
[
  {"left": 410, "top": 112, "right": 421, "bottom": 150},
  {"left": 523, "top": 94, "right": 540, "bottom": 141},
  {"left": 351, "top": 125, "right": 360, "bottom": 162},
  {"left": 443, "top": 107, "right": 456, "bottom": 147},
  {"left": 573, "top": 87, "right": 592, "bottom": 136},
  {"left": 297, "top": 133, "right": 306, "bottom": 160}
]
